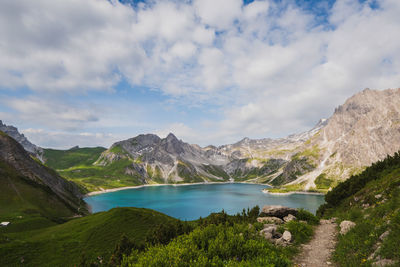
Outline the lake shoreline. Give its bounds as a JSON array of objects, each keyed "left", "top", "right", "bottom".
[
  {"left": 262, "top": 189, "right": 325, "bottom": 196},
  {"left": 84, "top": 182, "right": 325, "bottom": 197},
  {"left": 84, "top": 181, "right": 265, "bottom": 197}
]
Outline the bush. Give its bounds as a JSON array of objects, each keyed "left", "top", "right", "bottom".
[
  {"left": 296, "top": 209, "right": 319, "bottom": 225},
  {"left": 121, "top": 223, "right": 291, "bottom": 267}
]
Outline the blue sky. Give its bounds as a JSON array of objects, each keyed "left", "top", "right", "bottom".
[{"left": 0, "top": 0, "right": 399, "bottom": 148}]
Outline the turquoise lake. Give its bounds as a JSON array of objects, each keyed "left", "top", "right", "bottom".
[{"left": 85, "top": 183, "right": 325, "bottom": 220}]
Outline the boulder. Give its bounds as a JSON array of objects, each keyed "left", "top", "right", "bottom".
[
  {"left": 260, "top": 224, "right": 277, "bottom": 234},
  {"left": 261, "top": 205, "right": 298, "bottom": 219},
  {"left": 257, "top": 216, "right": 284, "bottom": 224},
  {"left": 259, "top": 224, "right": 277, "bottom": 241},
  {"left": 340, "top": 220, "right": 356, "bottom": 235},
  {"left": 283, "top": 214, "right": 296, "bottom": 222},
  {"left": 282, "top": 230, "right": 292, "bottom": 242}
]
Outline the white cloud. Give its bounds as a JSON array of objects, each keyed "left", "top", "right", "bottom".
[
  {"left": 2, "top": 97, "right": 99, "bottom": 130},
  {"left": 22, "top": 128, "right": 120, "bottom": 149},
  {"left": 1, "top": 0, "right": 400, "bottom": 147}
]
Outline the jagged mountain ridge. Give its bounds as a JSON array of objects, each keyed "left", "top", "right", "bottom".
[
  {"left": 0, "top": 120, "right": 44, "bottom": 161},
  {"left": 95, "top": 119, "right": 328, "bottom": 185}
]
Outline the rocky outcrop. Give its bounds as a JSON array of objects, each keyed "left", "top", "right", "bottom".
[
  {"left": 0, "top": 120, "right": 43, "bottom": 161},
  {"left": 261, "top": 205, "right": 298, "bottom": 219},
  {"left": 257, "top": 205, "right": 300, "bottom": 246}
]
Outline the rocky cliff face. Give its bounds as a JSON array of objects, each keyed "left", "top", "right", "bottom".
[
  {"left": 0, "top": 131, "right": 88, "bottom": 217},
  {"left": 0, "top": 120, "right": 44, "bottom": 161},
  {"left": 292, "top": 88, "right": 400, "bottom": 190}
]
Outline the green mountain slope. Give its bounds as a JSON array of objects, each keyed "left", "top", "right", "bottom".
[
  {"left": 43, "top": 147, "right": 148, "bottom": 192},
  {"left": 318, "top": 152, "right": 400, "bottom": 266},
  {"left": 0, "top": 207, "right": 178, "bottom": 266},
  {"left": 43, "top": 146, "right": 106, "bottom": 170},
  {"left": 0, "top": 131, "right": 88, "bottom": 223}
]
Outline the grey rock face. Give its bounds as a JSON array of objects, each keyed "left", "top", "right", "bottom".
[{"left": 0, "top": 120, "right": 43, "bottom": 161}]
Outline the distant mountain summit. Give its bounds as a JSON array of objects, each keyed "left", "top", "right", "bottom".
[{"left": 0, "top": 120, "right": 43, "bottom": 161}]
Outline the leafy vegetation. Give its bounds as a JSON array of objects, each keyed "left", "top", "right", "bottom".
[
  {"left": 121, "top": 223, "right": 291, "bottom": 267},
  {"left": 121, "top": 207, "right": 318, "bottom": 267},
  {"left": 318, "top": 151, "right": 400, "bottom": 266}
]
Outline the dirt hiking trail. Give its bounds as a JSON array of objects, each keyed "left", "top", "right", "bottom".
[{"left": 294, "top": 219, "right": 338, "bottom": 267}]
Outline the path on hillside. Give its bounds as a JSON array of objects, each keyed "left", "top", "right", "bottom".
[{"left": 294, "top": 219, "right": 337, "bottom": 267}]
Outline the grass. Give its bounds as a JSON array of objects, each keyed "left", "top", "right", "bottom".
[
  {"left": 58, "top": 159, "right": 144, "bottom": 192},
  {"left": 0, "top": 207, "right": 177, "bottom": 266},
  {"left": 266, "top": 182, "right": 307, "bottom": 193},
  {"left": 0, "top": 160, "right": 84, "bottom": 224},
  {"left": 43, "top": 147, "right": 106, "bottom": 170}
]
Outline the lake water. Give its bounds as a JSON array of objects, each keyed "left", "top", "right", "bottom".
[{"left": 85, "top": 183, "right": 325, "bottom": 220}]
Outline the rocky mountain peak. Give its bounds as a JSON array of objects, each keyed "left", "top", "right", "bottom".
[
  {"left": 161, "top": 133, "right": 184, "bottom": 155},
  {"left": 0, "top": 120, "right": 43, "bottom": 161}
]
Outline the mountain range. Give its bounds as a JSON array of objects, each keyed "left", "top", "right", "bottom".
[{"left": 3, "top": 88, "right": 400, "bottom": 192}]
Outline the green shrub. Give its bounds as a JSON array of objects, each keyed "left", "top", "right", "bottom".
[
  {"left": 121, "top": 223, "right": 292, "bottom": 267},
  {"left": 296, "top": 209, "right": 319, "bottom": 225}
]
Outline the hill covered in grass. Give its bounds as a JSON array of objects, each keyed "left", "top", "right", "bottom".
[
  {"left": 318, "top": 152, "right": 400, "bottom": 266},
  {"left": 43, "top": 146, "right": 106, "bottom": 170},
  {"left": 0, "top": 207, "right": 179, "bottom": 266},
  {"left": 0, "top": 131, "right": 88, "bottom": 224},
  {"left": 43, "top": 146, "right": 145, "bottom": 192}
]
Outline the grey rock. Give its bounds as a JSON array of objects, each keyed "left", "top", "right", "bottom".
[
  {"left": 340, "top": 220, "right": 356, "bottom": 235},
  {"left": 283, "top": 214, "right": 296, "bottom": 222},
  {"left": 260, "top": 224, "right": 277, "bottom": 235},
  {"left": 261, "top": 205, "right": 298, "bottom": 219},
  {"left": 282, "top": 230, "right": 292, "bottom": 242}
]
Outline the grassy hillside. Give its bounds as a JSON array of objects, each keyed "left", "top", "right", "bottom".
[
  {"left": 318, "top": 152, "right": 400, "bottom": 266},
  {"left": 43, "top": 147, "right": 106, "bottom": 170},
  {"left": 0, "top": 207, "right": 178, "bottom": 266},
  {"left": 43, "top": 147, "right": 146, "bottom": 192},
  {"left": 0, "top": 159, "right": 81, "bottom": 224}
]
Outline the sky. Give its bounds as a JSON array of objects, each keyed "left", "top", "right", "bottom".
[{"left": 0, "top": 0, "right": 399, "bottom": 149}]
